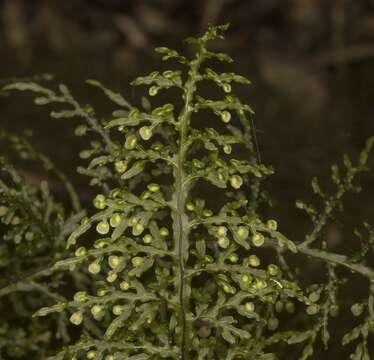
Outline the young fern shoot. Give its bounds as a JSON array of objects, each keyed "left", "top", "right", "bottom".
[
  {"left": 3, "top": 24, "right": 296, "bottom": 360},
  {"left": 3, "top": 24, "right": 374, "bottom": 360}
]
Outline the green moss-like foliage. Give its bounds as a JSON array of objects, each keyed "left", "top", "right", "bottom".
[
  {"left": 1, "top": 24, "right": 374, "bottom": 360},
  {"left": 0, "top": 130, "right": 88, "bottom": 359}
]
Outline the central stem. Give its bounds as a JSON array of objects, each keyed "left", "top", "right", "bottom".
[{"left": 173, "top": 50, "right": 202, "bottom": 360}]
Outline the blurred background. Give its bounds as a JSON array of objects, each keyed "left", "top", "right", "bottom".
[
  {"left": 1, "top": 0, "right": 374, "bottom": 234},
  {"left": 1, "top": 0, "right": 374, "bottom": 357}
]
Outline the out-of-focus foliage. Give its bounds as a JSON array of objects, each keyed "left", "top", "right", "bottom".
[
  {"left": 0, "top": 130, "right": 91, "bottom": 359},
  {"left": 2, "top": 24, "right": 374, "bottom": 359}
]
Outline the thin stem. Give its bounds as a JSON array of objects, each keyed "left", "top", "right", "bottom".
[
  {"left": 39, "top": 155, "right": 81, "bottom": 212},
  {"left": 0, "top": 265, "right": 54, "bottom": 298},
  {"left": 237, "top": 111, "right": 263, "bottom": 214},
  {"left": 295, "top": 245, "right": 374, "bottom": 280},
  {"left": 300, "top": 169, "right": 356, "bottom": 248},
  {"left": 73, "top": 103, "right": 116, "bottom": 153},
  {"left": 172, "top": 47, "right": 204, "bottom": 360},
  {"left": 0, "top": 130, "right": 82, "bottom": 212}
]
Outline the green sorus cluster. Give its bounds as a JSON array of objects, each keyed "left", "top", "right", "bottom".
[{"left": 2, "top": 23, "right": 374, "bottom": 360}]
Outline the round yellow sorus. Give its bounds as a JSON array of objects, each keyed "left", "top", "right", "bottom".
[
  {"left": 253, "top": 279, "right": 267, "bottom": 290},
  {"left": 96, "top": 221, "right": 110, "bottom": 235},
  {"left": 244, "top": 302, "right": 255, "bottom": 312},
  {"left": 152, "top": 142, "right": 163, "bottom": 151},
  {"left": 252, "top": 233, "right": 265, "bottom": 247},
  {"left": 351, "top": 303, "right": 364, "bottom": 317},
  {"left": 228, "top": 253, "right": 239, "bottom": 263},
  {"left": 125, "top": 134, "right": 137, "bottom": 150},
  {"left": 220, "top": 110, "right": 231, "bottom": 123},
  {"left": 308, "top": 292, "right": 320, "bottom": 303},
  {"left": 236, "top": 226, "right": 249, "bottom": 239},
  {"left": 110, "top": 213, "right": 122, "bottom": 228},
  {"left": 266, "top": 219, "right": 278, "bottom": 231},
  {"left": 108, "top": 255, "right": 121, "bottom": 269},
  {"left": 223, "top": 284, "right": 236, "bottom": 294},
  {"left": 230, "top": 175, "right": 243, "bottom": 189},
  {"left": 132, "top": 256, "right": 143, "bottom": 267},
  {"left": 202, "top": 209, "right": 213, "bottom": 217},
  {"left": 217, "top": 226, "right": 227, "bottom": 237},
  {"left": 217, "top": 172, "right": 225, "bottom": 182},
  {"left": 70, "top": 311, "right": 83, "bottom": 326},
  {"left": 192, "top": 159, "right": 205, "bottom": 168},
  {"left": 139, "top": 126, "right": 153, "bottom": 140},
  {"left": 306, "top": 304, "right": 320, "bottom": 315},
  {"left": 87, "top": 351, "right": 97, "bottom": 359},
  {"left": 81, "top": 216, "right": 89, "bottom": 225},
  {"left": 223, "top": 144, "right": 232, "bottom": 154},
  {"left": 97, "top": 288, "right": 107, "bottom": 297},
  {"left": 75, "top": 246, "right": 87, "bottom": 257},
  {"left": 93, "top": 194, "right": 106, "bottom": 209},
  {"left": 112, "top": 305, "right": 123, "bottom": 316},
  {"left": 160, "top": 227, "right": 169, "bottom": 237},
  {"left": 74, "top": 291, "right": 87, "bottom": 303},
  {"left": 94, "top": 239, "right": 108, "bottom": 249},
  {"left": 128, "top": 216, "right": 138, "bottom": 226},
  {"left": 186, "top": 202, "right": 195, "bottom": 211},
  {"left": 242, "top": 274, "right": 252, "bottom": 284},
  {"left": 120, "top": 281, "right": 130, "bottom": 291},
  {"left": 218, "top": 237, "right": 230, "bottom": 249},
  {"left": 223, "top": 83, "right": 232, "bottom": 93},
  {"left": 114, "top": 160, "right": 127, "bottom": 173},
  {"left": 88, "top": 261, "right": 101, "bottom": 274},
  {"left": 248, "top": 255, "right": 260, "bottom": 267},
  {"left": 106, "top": 271, "right": 118, "bottom": 283},
  {"left": 267, "top": 264, "right": 279, "bottom": 276},
  {"left": 147, "top": 183, "right": 160, "bottom": 192},
  {"left": 132, "top": 223, "right": 144, "bottom": 236},
  {"left": 143, "top": 234, "right": 153, "bottom": 244},
  {"left": 162, "top": 70, "right": 174, "bottom": 78},
  {"left": 141, "top": 191, "right": 151, "bottom": 200},
  {"left": 91, "top": 304, "right": 103, "bottom": 319},
  {"left": 149, "top": 86, "right": 159, "bottom": 96}
]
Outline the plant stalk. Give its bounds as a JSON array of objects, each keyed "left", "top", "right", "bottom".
[{"left": 172, "top": 47, "right": 203, "bottom": 360}]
